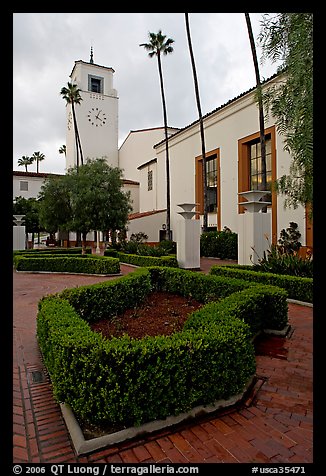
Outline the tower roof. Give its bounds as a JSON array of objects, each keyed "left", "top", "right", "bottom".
[{"left": 69, "top": 60, "right": 115, "bottom": 78}]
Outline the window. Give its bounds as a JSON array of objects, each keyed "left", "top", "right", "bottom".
[
  {"left": 249, "top": 137, "right": 272, "bottom": 196},
  {"left": 195, "top": 148, "right": 221, "bottom": 229},
  {"left": 148, "top": 170, "right": 153, "bottom": 191},
  {"left": 206, "top": 155, "right": 218, "bottom": 213},
  {"left": 238, "top": 126, "right": 277, "bottom": 243},
  {"left": 19, "top": 181, "right": 28, "bottom": 191},
  {"left": 88, "top": 75, "right": 103, "bottom": 94}
]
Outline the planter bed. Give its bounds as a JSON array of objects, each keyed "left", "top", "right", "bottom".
[{"left": 37, "top": 266, "right": 288, "bottom": 452}]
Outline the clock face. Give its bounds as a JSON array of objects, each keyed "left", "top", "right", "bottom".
[
  {"left": 87, "top": 107, "right": 107, "bottom": 126},
  {"left": 67, "top": 112, "right": 72, "bottom": 130}
]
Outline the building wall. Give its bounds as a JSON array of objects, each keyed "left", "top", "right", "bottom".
[
  {"left": 127, "top": 211, "right": 166, "bottom": 242},
  {"left": 13, "top": 173, "right": 62, "bottom": 199},
  {"left": 123, "top": 182, "right": 140, "bottom": 214},
  {"left": 154, "top": 76, "right": 309, "bottom": 247},
  {"left": 118, "top": 127, "right": 178, "bottom": 184}
]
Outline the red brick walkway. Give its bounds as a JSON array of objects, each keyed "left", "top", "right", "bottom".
[{"left": 13, "top": 260, "right": 313, "bottom": 463}]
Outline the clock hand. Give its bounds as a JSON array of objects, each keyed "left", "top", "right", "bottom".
[{"left": 95, "top": 110, "right": 102, "bottom": 119}]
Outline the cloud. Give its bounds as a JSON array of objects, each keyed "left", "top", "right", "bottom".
[{"left": 13, "top": 12, "right": 280, "bottom": 175}]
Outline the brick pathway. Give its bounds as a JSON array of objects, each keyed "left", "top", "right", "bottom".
[{"left": 13, "top": 260, "right": 313, "bottom": 464}]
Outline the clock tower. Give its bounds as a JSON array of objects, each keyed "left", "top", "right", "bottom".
[{"left": 66, "top": 50, "right": 119, "bottom": 170}]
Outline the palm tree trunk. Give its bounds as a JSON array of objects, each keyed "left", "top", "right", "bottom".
[
  {"left": 245, "top": 13, "right": 267, "bottom": 202},
  {"left": 71, "top": 102, "right": 80, "bottom": 170},
  {"left": 157, "top": 52, "right": 171, "bottom": 240},
  {"left": 185, "top": 13, "right": 208, "bottom": 231}
]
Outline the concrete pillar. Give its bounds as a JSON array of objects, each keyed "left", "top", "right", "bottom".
[
  {"left": 238, "top": 191, "right": 271, "bottom": 265},
  {"left": 13, "top": 215, "right": 26, "bottom": 250},
  {"left": 176, "top": 203, "right": 201, "bottom": 269}
]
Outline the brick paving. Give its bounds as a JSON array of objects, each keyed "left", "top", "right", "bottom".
[{"left": 13, "top": 259, "right": 313, "bottom": 464}]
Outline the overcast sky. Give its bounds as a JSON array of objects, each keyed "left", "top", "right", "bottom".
[{"left": 13, "top": 12, "right": 281, "bottom": 175}]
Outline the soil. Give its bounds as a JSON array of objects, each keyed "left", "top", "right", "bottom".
[{"left": 90, "top": 291, "right": 203, "bottom": 340}]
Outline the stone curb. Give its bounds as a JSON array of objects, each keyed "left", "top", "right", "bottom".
[{"left": 60, "top": 376, "right": 255, "bottom": 456}]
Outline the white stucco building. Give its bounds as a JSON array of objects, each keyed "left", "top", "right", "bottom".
[{"left": 13, "top": 55, "right": 313, "bottom": 253}]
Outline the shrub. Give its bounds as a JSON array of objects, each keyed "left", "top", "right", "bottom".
[
  {"left": 209, "top": 265, "right": 312, "bottom": 303},
  {"left": 13, "top": 255, "right": 120, "bottom": 275},
  {"left": 200, "top": 229, "right": 238, "bottom": 259},
  {"left": 253, "top": 244, "right": 313, "bottom": 278},
  {"left": 58, "top": 268, "right": 152, "bottom": 322},
  {"left": 117, "top": 252, "right": 178, "bottom": 268},
  {"left": 148, "top": 266, "right": 255, "bottom": 303},
  {"left": 13, "top": 247, "right": 91, "bottom": 256},
  {"left": 185, "top": 285, "right": 288, "bottom": 335}
]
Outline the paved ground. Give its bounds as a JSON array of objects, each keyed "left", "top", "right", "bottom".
[{"left": 13, "top": 258, "right": 313, "bottom": 464}]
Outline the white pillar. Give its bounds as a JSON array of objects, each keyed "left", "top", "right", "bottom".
[
  {"left": 176, "top": 203, "right": 201, "bottom": 269},
  {"left": 13, "top": 215, "right": 26, "bottom": 250},
  {"left": 96, "top": 231, "right": 101, "bottom": 254},
  {"left": 238, "top": 191, "right": 271, "bottom": 265}
]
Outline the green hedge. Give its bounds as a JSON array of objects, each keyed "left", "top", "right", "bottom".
[
  {"left": 14, "top": 255, "right": 120, "bottom": 275},
  {"left": 200, "top": 230, "right": 238, "bottom": 259},
  {"left": 13, "top": 247, "right": 92, "bottom": 256},
  {"left": 184, "top": 285, "right": 288, "bottom": 335},
  {"left": 37, "top": 266, "right": 288, "bottom": 429},
  {"left": 148, "top": 266, "right": 258, "bottom": 303},
  {"left": 209, "top": 265, "right": 313, "bottom": 303},
  {"left": 117, "top": 252, "right": 178, "bottom": 268},
  {"left": 58, "top": 268, "right": 152, "bottom": 322}
]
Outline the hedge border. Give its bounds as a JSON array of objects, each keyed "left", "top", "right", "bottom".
[
  {"left": 14, "top": 254, "right": 120, "bottom": 275},
  {"left": 37, "top": 266, "right": 288, "bottom": 431},
  {"left": 209, "top": 265, "right": 313, "bottom": 303},
  {"left": 116, "top": 252, "right": 178, "bottom": 268}
]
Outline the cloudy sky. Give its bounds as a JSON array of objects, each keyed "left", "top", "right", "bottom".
[{"left": 13, "top": 12, "right": 281, "bottom": 175}]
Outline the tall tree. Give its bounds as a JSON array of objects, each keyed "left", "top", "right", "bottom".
[
  {"left": 258, "top": 13, "right": 313, "bottom": 216},
  {"left": 60, "top": 82, "right": 84, "bottom": 168},
  {"left": 38, "top": 175, "right": 72, "bottom": 240},
  {"left": 32, "top": 151, "right": 45, "bottom": 173},
  {"left": 39, "top": 158, "right": 132, "bottom": 254},
  {"left": 17, "top": 155, "right": 33, "bottom": 172},
  {"left": 245, "top": 13, "right": 267, "bottom": 202},
  {"left": 140, "top": 30, "right": 174, "bottom": 240},
  {"left": 185, "top": 13, "right": 208, "bottom": 231}
]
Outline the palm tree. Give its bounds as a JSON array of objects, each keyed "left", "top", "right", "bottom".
[
  {"left": 59, "top": 145, "right": 66, "bottom": 157},
  {"left": 60, "top": 82, "right": 84, "bottom": 169},
  {"left": 245, "top": 13, "right": 267, "bottom": 203},
  {"left": 185, "top": 13, "right": 208, "bottom": 232},
  {"left": 17, "top": 155, "right": 33, "bottom": 172},
  {"left": 140, "top": 30, "right": 174, "bottom": 240},
  {"left": 32, "top": 151, "right": 45, "bottom": 173}
]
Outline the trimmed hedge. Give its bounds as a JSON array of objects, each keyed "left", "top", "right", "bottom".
[
  {"left": 37, "top": 294, "right": 255, "bottom": 427},
  {"left": 148, "top": 266, "right": 257, "bottom": 303},
  {"left": 200, "top": 230, "right": 238, "bottom": 259},
  {"left": 37, "top": 266, "right": 288, "bottom": 429},
  {"left": 184, "top": 285, "right": 288, "bottom": 335},
  {"left": 59, "top": 268, "right": 152, "bottom": 322},
  {"left": 13, "top": 247, "right": 92, "bottom": 256},
  {"left": 209, "top": 265, "right": 313, "bottom": 303},
  {"left": 116, "top": 252, "right": 178, "bottom": 268},
  {"left": 13, "top": 254, "right": 120, "bottom": 275}
]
